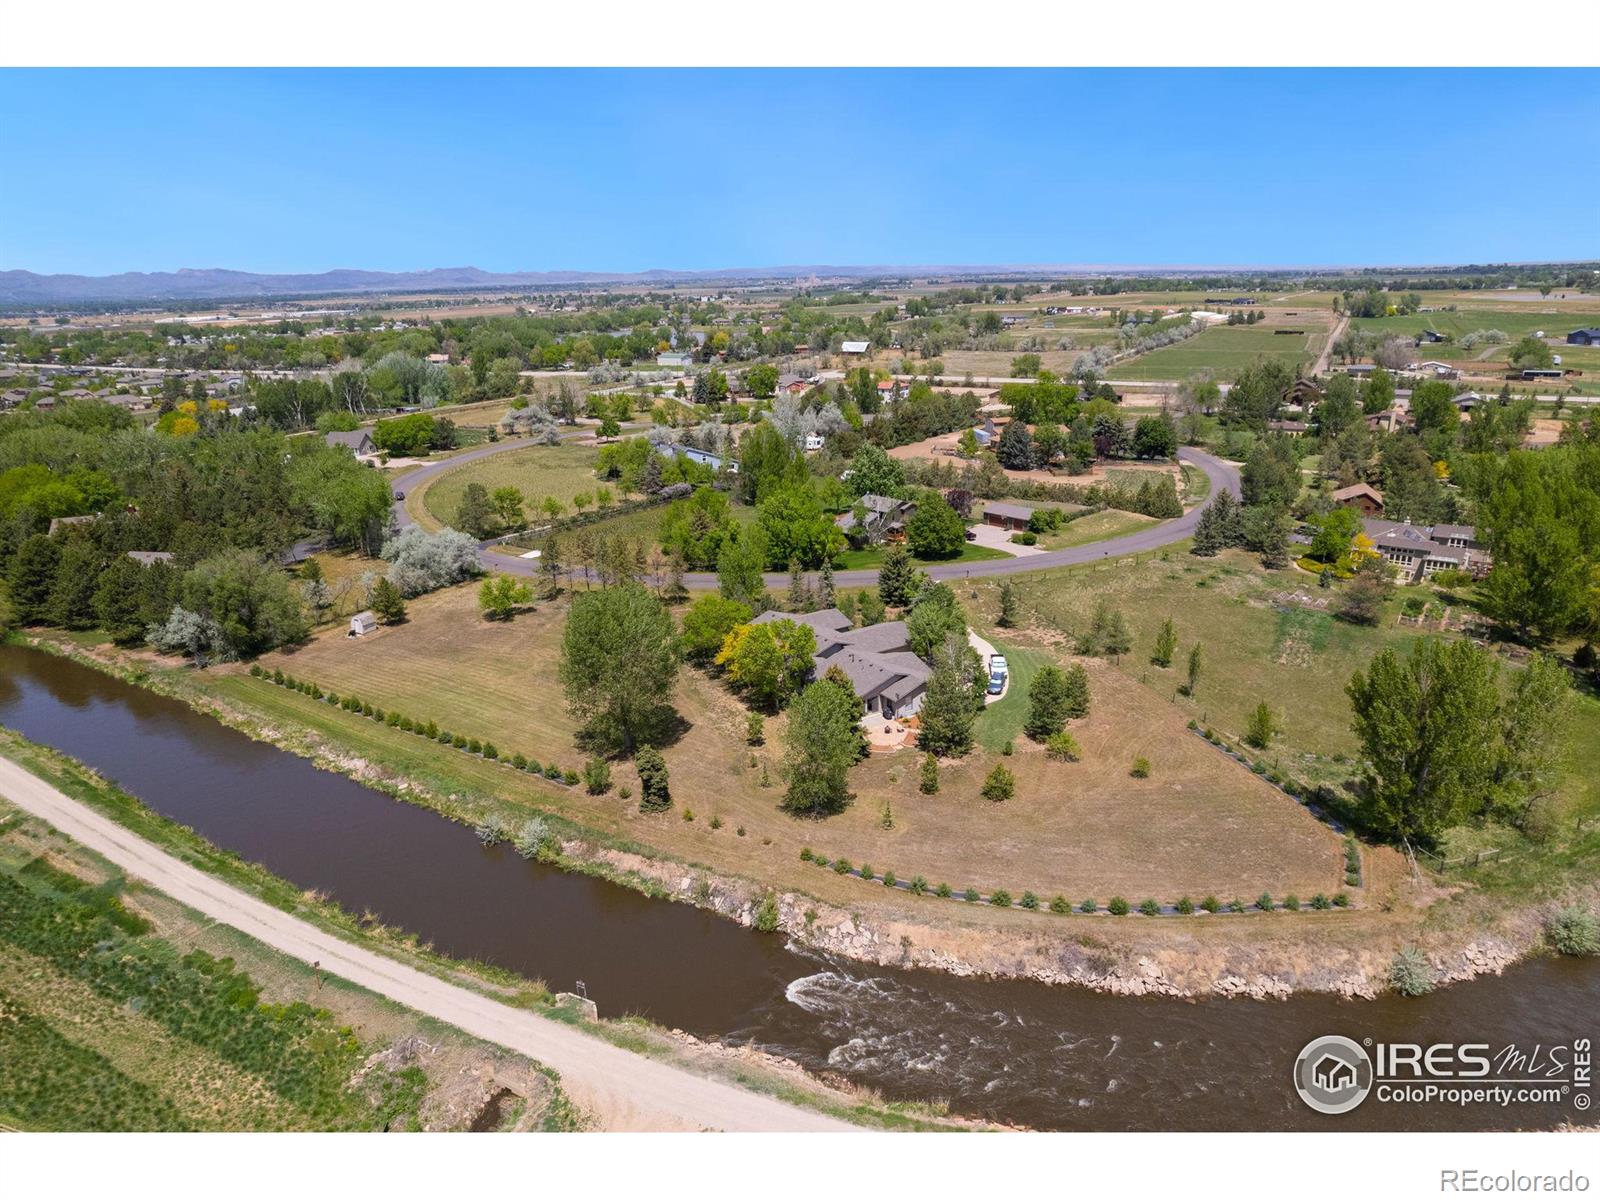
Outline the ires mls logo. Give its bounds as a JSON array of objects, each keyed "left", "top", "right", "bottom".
[
  {"left": 1294, "top": 1036, "right": 1593, "bottom": 1114},
  {"left": 1294, "top": 1035, "right": 1375, "bottom": 1114}
]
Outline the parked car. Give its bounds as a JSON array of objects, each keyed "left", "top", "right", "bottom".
[
  {"left": 990, "top": 654, "right": 1008, "bottom": 676},
  {"left": 986, "top": 672, "right": 1006, "bottom": 696}
]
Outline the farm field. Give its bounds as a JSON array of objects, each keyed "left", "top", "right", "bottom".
[
  {"left": 417, "top": 443, "right": 610, "bottom": 530},
  {"left": 1349, "top": 308, "right": 1571, "bottom": 342},
  {"left": 249, "top": 582, "right": 1346, "bottom": 905},
  {"left": 0, "top": 788, "right": 574, "bottom": 1132},
  {"left": 1107, "top": 321, "right": 1323, "bottom": 381}
]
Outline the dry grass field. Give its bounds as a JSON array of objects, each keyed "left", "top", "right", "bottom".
[{"left": 255, "top": 583, "right": 1347, "bottom": 904}]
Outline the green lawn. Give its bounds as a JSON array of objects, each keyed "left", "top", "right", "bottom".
[
  {"left": 1108, "top": 324, "right": 1316, "bottom": 381},
  {"left": 419, "top": 443, "right": 607, "bottom": 530},
  {"left": 973, "top": 640, "right": 1046, "bottom": 752},
  {"left": 1032, "top": 509, "right": 1159, "bottom": 550}
]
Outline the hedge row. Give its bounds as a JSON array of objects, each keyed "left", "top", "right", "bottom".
[
  {"left": 249, "top": 664, "right": 579, "bottom": 786},
  {"left": 796, "top": 847, "right": 1351, "bottom": 915}
]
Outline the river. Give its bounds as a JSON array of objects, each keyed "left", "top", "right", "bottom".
[{"left": 1, "top": 644, "right": 1594, "bottom": 1131}]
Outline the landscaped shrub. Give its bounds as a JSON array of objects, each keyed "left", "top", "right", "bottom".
[
  {"left": 562, "top": 769, "right": 579, "bottom": 786},
  {"left": 523, "top": 758, "right": 540, "bottom": 774},
  {"left": 1108, "top": 896, "right": 1130, "bottom": 916},
  {"left": 909, "top": 875, "right": 927, "bottom": 895},
  {"left": 1080, "top": 898, "right": 1098, "bottom": 914},
  {"left": 467, "top": 738, "right": 482, "bottom": 754},
  {"left": 811, "top": 856, "right": 829, "bottom": 869},
  {"left": 582, "top": 757, "right": 612, "bottom": 795},
  {"left": 635, "top": 746, "right": 670, "bottom": 811},
  {"left": 936, "top": 882, "right": 952, "bottom": 898},
  {"left": 618, "top": 785, "right": 631, "bottom": 799},
  {"left": 512, "top": 817, "right": 550, "bottom": 860},
  {"left": 1310, "top": 893, "right": 1332, "bottom": 910},
  {"left": 424, "top": 721, "right": 438, "bottom": 739},
  {"left": 981, "top": 763, "right": 1016, "bottom": 802},
  {"left": 1130, "top": 756, "right": 1151, "bottom": 778},
  {"left": 799, "top": 847, "right": 814, "bottom": 862},
  {"left": 881, "top": 870, "right": 897, "bottom": 889},
  {"left": 746, "top": 712, "right": 765, "bottom": 746},
  {"left": 452, "top": 734, "right": 467, "bottom": 749},
  {"left": 1332, "top": 892, "right": 1351, "bottom": 908},
  {"left": 511, "top": 753, "right": 527, "bottom": 770},
  {"left": 543, "top": 764, "right": 562, "bottom": 780},
  {"left": 1139, "top": 898, "right": 1161, "bottom": 916},
  {"left": 362, "top": 703, "right": 375, "bottom": 718},
  {"left": 1200, "top": 895, "right": 1220, "bottom": 913},
  {"left": 963, "top": 886, "right": 980, "bottom": 902},
  {"left": 1389, "top": 947, "right": 1434, "bottom": 996},
  {"left": 475, "top": 819, "right": 505, "bottom": 846},
  {"left": 1228, "top": 898, "right": 1246, "bottom": 913},
  {"left": 1283, "top": 894, "right": 1301, "bottom": 911},
  {"left": 249, "top": 664, "right": 263, "bottom": 677},
  {"left": 1020, "top": 891, "right": 1039, "bottom": 910},
  {"left": 1185, "top": 718, "right": 1196, "bottom": 730},
  {"left": 1049, "top": 895, "right": 1070, "bottom": 914},
  {"left": 833, "top": 858, "right": 851, "bottom": 875},
  {"left": 1546, "top": 906, "right": 1600, "bottom": 956},
  {"left": 919, "top": 753, "right": 940, "bottom": 795},
  {"left": 753, "top": 894, "right": 780, "bottom": 933},
  {"left": 990, "top": 889, "right": 1013, "bottom": 908},
  {"left": 860, "top": 864, "right": 875, "bottom": 881},
  {"left": 1175, "top": 896, "right": 1195, "bottom": 915},
  {"left": 386, "top": 711, "right": 401, "bottom": 727},
  {"left": 271, "top": 668, "right": 283, "bottom": 684},
  {"left": 1345, "top": 872, "right": 1361, "bottom": 887},
  {"left": 682, "top": 808, "right": 694, "bottom": 822},
  {"left": 1001, "top": 740, "right": 1014, "bottom": 756},
  {"left": 1045, "top": 732, "right": 1081, "bottom": 762},
  {"left": 483, "top": 743, "right": 498, "bottom": 759},
  {"left": 1256, "top": 892, "right": 1275, "bottom": 912}
]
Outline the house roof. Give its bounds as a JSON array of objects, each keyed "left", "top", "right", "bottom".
[
  {"left": 750, "top": 608, "right": 854, "bottom": 636},
  {"left": 984, "top": 501, "right": 1035, "bottom": 522},
  {"left": 1331, "top": 483, "right": 1383, "bottom": 503},
  {"left": 127, "top": 550, "right": 175, "bottom": 566},
  {"left": 351, "top": 610, "right": 377, "bottom": 625},
  {"left": 325, "top": 429, "right": 373, "bottom": 451},
  {"left": 840, "top": 340, "right": 871, "bottom": 353},
  {"left": 1361, "top": 518, "right": 1476, "bottom": 563}
]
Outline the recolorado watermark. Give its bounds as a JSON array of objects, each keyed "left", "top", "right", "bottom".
[
  {"left": 1440, "top": 1169, "right": 1590, "bottom": 1193},
  {"left": 1292, "top": 1034, "right": 1591, "bottom": 1116}
]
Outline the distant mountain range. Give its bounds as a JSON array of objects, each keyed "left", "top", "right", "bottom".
[{"left": 0, "top": 263, "right": 1089, "bottom": 306}]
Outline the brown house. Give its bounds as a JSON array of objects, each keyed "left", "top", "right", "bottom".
[
  {"left": 983, "top": 501, "right": 1036, "bottom": 531},
  {"left": 1331, "top": 482, "right": 1384, "bottom": 517}
]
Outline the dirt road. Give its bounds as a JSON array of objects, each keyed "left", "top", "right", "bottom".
[
  {"left": 0, "top": 756, "right": 850, "bottom": 1132},
  {"left": 1313, "top": 314, "right": 1348, "bottom": 377}
]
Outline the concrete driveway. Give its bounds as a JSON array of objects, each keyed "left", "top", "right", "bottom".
[{"left": 966, "top": 521, "right": 1046, "bottom": 557}]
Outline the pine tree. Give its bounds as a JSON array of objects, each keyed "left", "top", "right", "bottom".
[
  {"left": 1062, "top": 663, "right": 1091, "bottom": 718},
  {"left": 662, "top": 547, "right": 689, "bottom": 604},
  {"left": 786, "top": 558, "right": 812, "bottom": 612},
  {"left": 917, "top": 638, "right": 976, "bottom": 758},
  {"left": 1152, "top": 617, "right": 1176, "bottom": 667},
  {"left": 878, "top": 543, "right": 917, "bottom": 608},
  {"left": 997, "top": 579, "right": 1019, "bottom": 628},
  {"left": 1191, "top": 503, "right": 1224, "bottom": 556},
  {"left": 1186, "top": 643, "right": 1203, "bottom": 698},
  {"left": 919, "top": 752, "right": 940, "bottom": 795},
  {"left": 817, "top": 558, "right": 836, "bottom": 609},
  {"left": 370, "top": 576, "right": 407, "bottom": 624}
]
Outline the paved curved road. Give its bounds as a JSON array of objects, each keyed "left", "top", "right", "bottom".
[
  {"left": 0, "top": 756, "right": 849, "bottom": 1131},
  {"left": 388, "top": 437, "right": 1240, "bottom": 588}
]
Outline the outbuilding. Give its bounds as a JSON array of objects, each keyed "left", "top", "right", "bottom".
[{"left": 349, "top": 610, "right": 378, "bottom": 637}]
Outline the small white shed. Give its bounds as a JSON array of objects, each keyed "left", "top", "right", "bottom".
[{"left": 349, "top": 610, "right": 377, "bottom": 637}]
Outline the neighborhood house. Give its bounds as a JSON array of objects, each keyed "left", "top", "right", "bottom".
[
  {"left": 982, "top": 500, "right": 1036, "bottom": 531},
  {"left": 751, "top": 609, "right": 930, "bottom": 720},
  {"left": 836, "top": 493, "right": 917, "bottom": 544},
  {"left": 1362, "top": 518, "right": 1487, "bottom": 581},
  {"left": 1331, "top": 483, "right": 1384, "bottom": 517}
]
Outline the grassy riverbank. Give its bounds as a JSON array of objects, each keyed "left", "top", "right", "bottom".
[{"left": 0, "top": 722, "right": 971, "bottom": 1131}]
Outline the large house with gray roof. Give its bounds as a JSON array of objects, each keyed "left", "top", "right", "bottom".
[
  {"left": 750, "top": 608, "right": 930, "bottom": 719},
  {"left": 835, "top": 493, "right": 916, "bottom": 545},
  {"left": 1362, "top": 518, "right": 1488, "bottom": 581}
]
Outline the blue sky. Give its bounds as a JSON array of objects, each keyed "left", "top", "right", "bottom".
[{"left": 0, "top": 68, "right": 1594, "bottom": 275}]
